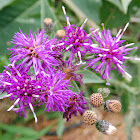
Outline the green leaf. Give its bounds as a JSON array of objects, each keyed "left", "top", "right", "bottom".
[
  {"left": 121, "top": 0, "right": 132, "bottom": 14},
  {"left": 106, "top": 0, "right": 132, "bottom": 14},
  {"left": 120, "top": 92, "right": 129, "bottom": 114},
  {"left": 69, "top": 80, "right": 81, "bottom": 93},
  {"left": 0, "top": 123, "right": 37, "bottom": 136},
  {"left": 100, "top": 0, "right": 130, "bottom": 28},
  {"left": 64, "top": 0, "right": 101, "bottom": 23},
  {"left": 77, "top": 70, "right": 104, "bottom": 84},
  {"left": 0, "top": 0, "right": 14, "bottom": 10},
  {"left": 34, "top": 123, "right": 54, "bottom": 139},
  {"left": 0, "top": 132, "right": 14, "bottom": 140},
  {"left": 0, "top": 92, "right": 7, "bottom": 97},
  {"left": 106, "top": 0, "right": 123, "bottom": 11},
  {"left": 0, "top": 55, "right": 9, "bottom": 72},
  {"left": 15, "top": 123, "right": 54, "bottom": 140},
  {"left": 0, "top": 0, "right": 40, "bottom": 55},
  {"left": 124, "top": 111, "right": 135, "bottom": 140},
  {"left": 56, "top": 113, "right": 64, "bottom": 139}
]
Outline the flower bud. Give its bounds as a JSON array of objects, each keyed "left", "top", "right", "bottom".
[
  {"left": 95, "top": 120, "right": 117, "bottom": 135},
  {"left": 104, "top": 100, "right": 121, "bottom": 113},
  {"left": 55, "top": 30, "right": 66, "bottom": 39},
  {"left": 43, "top": 18, "right": 54, "bottom": 33},
  {"left": 83, "top": 110, "right": 98, "bottom": 125},
  {"left": 97, "top": 88, "right": 110, "bottom": 98},
  {"left": 97, "top": 88, "right": 103, "bottom": 93},
  {"left": 90, "top": 93, "right": 103, "bottom": 107},
  {"left": 102, "top": 88, "right": 110, "bottom": 98}
]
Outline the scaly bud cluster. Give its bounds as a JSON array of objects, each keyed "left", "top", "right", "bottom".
[{"left": 83, "top": 89, "right": 121, "bottom": 135}]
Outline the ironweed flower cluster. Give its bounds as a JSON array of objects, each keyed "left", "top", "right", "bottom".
[{"left": 0, "top": 6, "right": 139, "bottom": 126}]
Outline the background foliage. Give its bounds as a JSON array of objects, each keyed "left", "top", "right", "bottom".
[{"left": 0, "top": 0, "right": 140, "bottom": 139}]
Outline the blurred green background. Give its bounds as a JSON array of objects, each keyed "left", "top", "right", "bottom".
[{"left": 0, "top": 0, "right": 140, "bottom": 140}]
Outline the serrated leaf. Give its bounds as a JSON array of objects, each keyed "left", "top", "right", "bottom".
[{"left": 77, "top": 70, "right": 104, "bottom": 84}]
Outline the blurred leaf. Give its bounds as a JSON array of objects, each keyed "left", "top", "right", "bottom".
[
  {"left": 0, "top": 0, "right": 14, "bottom": 10},
  {"left": 0, "top": 55, "right": 9, "bottom": 72},
  {"left": 46, "top": 111, "right": 59, "bottom": 120},
  {"left": 77, "top": 70, "right": 104, "bottom": 84},
  {"left": 33, "top": 123, "right": 54, "bottom": 139},
  {"left": 0, "top": 0, "right": 40, "bottom": 55},
  {"left": 132, "top": 0, "right": 140, "bottom": 7},
  {"left": 0, "top": 132, "right": 14, "bottom": 140},
  {"left": 121, "top": 0, "right": 132, "bottom": 14},
  {"left": 0, "top": 92, "right": 7, "bottom": 97},
  {"left": 124, "top": 111, "right": 135, "bottom": 140},
  {"left": 56, "top": 113, "right": 64, "bottom": 139},
  {"left": 69, "top": 80, "right": 80, "bottom": 93},
  {"left": 0, "top": 123, "right": 36, "bottom": 136},
  {"left": 107, "top": 0, "right": 132, "bottom": 14},
  {"left": 100, "top": 0, "right": 130, "bottom": 28},
  {"left": 106, "top": 0, "right": 123, "bottom": 12},
  {"left": 124, "top": 94, "right": 137, "bottom": 140},
  {"left": 15, "top": 123, "right": 54, "bottom": 140},
  {"left": 0, "top": 0, "right": 38, "bottom": 30},
  {"left": 120, "top": 92, "right": 129, "bottom": 114},
  {"left": 65, "top": 0, "right": 101, "bottom": 23}
]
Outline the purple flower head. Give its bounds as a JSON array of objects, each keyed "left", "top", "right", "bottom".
[
  {"left": 85, "top": 23, "right": 138, "bottom": 85},
  {"left": 37, "top": 70, "right": 75, "bottom": 113},
  {"left": 59, "top": 6, "right": 95, "bottom": 65},
  {"left": 63, "top": 91, "right": 88, "bottom": 122},
  {"left": 60, "top": 61, "right": 83, "bottom": 85},
  {"left": 9, "top": 29, "right": 61, "bottom": 74},
  {"left": 0, "top": 62, "right": 41, "bottom": 123}
]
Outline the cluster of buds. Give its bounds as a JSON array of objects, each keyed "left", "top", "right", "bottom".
[{"left": 83, "top": 90, "right": 121, "bottom": 135}]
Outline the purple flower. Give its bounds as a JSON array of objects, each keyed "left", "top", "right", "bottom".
[
  {"left": 85, "top": 23, "right": 138, "bottom": 85},
  {"left": 9, "top": 29, "right": 61, "bottom": 74},
  {"left": 63, "top": 91, "right": 88, "bottom": 122},
  {"left": 55, "top": 6, "right": 95, "bottom": 65},
  {"left": 37, "top": 70, "right": 75, "bottom": 113},
  {"left": 60, "top": 61, "right": 83, "bottom": 85},
  {"left": 0, "top": 62, "right": 41, "bottom": 123}
]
